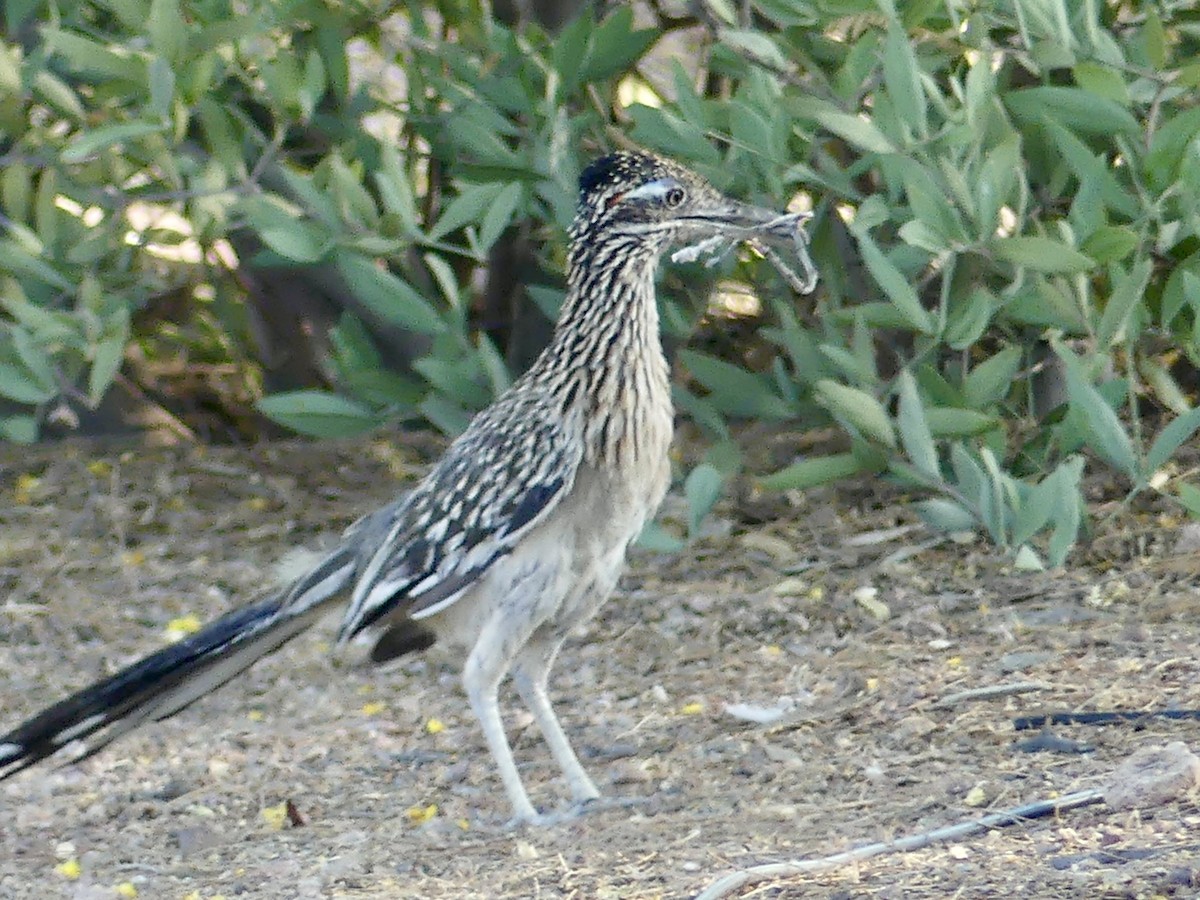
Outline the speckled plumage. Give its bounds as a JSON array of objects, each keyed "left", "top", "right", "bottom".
[{"left": 1, "top": 151, "right": 799, "bottom": 824}]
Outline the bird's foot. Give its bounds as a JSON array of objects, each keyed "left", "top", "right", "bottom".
[
  {"left": 506, "top": 793, "right": 650, "bottom": 829},
  {"left": 570, "top": 793, "right": 651, "bottom": 817}
]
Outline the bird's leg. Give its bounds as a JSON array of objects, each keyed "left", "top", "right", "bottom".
[
  {"left": 462, "top": 634, "right": 541, "bottom": 825},
  {"left": 511, "top": 639, "right": 601, "bottom": 805}
]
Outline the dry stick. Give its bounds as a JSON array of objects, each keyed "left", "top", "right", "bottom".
[
  {"left": 934, "top": 681, "right": 1055, "bottom": 707},
  {"left": 692, "top": 789, "right": 1104, "bottom": 900}
]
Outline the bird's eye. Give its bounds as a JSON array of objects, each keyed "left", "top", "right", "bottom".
[{"left": 665, "top": 187, "right": 685, "bottom": 208}]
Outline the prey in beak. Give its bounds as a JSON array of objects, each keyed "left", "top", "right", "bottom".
[{"left": 671, "top": 202, "right": 819, "bottom": 295}]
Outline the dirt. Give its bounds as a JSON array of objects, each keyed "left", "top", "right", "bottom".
[{"left": 1, "top": 433, "right": 1199, "bottom": 899}]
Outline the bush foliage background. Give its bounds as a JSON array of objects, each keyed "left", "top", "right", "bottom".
[{"left": 3, "top": 0, "right": 1200, "bottom": 565}]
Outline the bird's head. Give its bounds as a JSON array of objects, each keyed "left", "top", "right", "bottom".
[{"left": 571, "top": 151, "right": 796, "bottom": 256}]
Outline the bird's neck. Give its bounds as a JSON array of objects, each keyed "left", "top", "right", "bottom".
[{"left": 540, "top": 241, "right": 673, "bottom": 468}]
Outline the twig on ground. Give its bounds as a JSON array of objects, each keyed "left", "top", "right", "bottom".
[
  {"left": 694, "top": 789, "right": 1103, "bottom": 900},
  {"left": 935, "top": 681, "right": 1054, "bottom": 707}
]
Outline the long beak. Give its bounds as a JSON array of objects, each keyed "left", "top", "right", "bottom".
[
  {"left": 673, "top": 199, "right": 819, "bottom": 294},
  {"left": 682, "top": 198, "right": 808, "bottom": 242}
]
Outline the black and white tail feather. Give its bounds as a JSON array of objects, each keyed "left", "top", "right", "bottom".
[{"left": 0, "top": 544, "right": 356, "bottom": 779}]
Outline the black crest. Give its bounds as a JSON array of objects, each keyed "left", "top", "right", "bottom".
[{"left": 579, "top": 152, "right": 666, "bottom": 197}]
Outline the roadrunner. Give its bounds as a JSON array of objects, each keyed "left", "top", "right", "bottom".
[{"left": 0, "top": 151, "right": 814, "bottom": 824}]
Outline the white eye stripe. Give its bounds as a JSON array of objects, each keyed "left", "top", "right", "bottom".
[{"left": 622, "top": 179, "right": 682, "bottom": 202}]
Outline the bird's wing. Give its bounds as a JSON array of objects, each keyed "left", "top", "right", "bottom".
[{"left": 338, "top": 390, "right": 582, "bottom": 639}]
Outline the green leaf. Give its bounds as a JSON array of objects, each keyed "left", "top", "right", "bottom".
[
  {"left": 1143, "top": 7, "right": 1167, "bottom": 69},
  {"left": 1142, "top": 358, "right": 1190, "bottom": 416},
  {"left": 975, "top": 137, "right": 1021, "bottom": 239},
  {"left": 925, "top": 407, "right": 999, "bottom": 437},
  {"left": 914, "top": 498, "right": 977, "bottom": 533},
  {"left": 679, "top": 350, "right": 792, "bottom": 419},
  {"left": 258, "top": 390, "right": 379, "bottom": 438},
  {"left": 240, "top": 195, "right": 330, "bottom": 263},
  {"left": 684, "top": 463, "right": 724, "bottom": 536},
  {"left": 1004, "top": 86, "right": 1140, "bottom": 138},
  {"left": 0, "top": 235, "right": 71, "bottom": 289},
  {"left": 673, "top": 386, "right": 730, "bottom": 441},
  {"left": 991, "top": 236, "right": 1095, "bottom": 273},
  {"left": 964, "top": 347, "right": 1022, "bottom": 408},
  {"left": 636, "top": 520, "right": 685, "bottom": 553},
  {"left": 944, "top": 288, "right": 997, "bottom": 350},
  {"left": 851, "top": 227, "right": 935, "bottom": 333},
  {"left": 0, "top": 414, "right": 37, "bottom": 443},
  {"left": 882, "top": 21, "right": 926, "bottom": 138},
  {"left": 814, "top": 380, "right": 897, "bottom": 448},
  {"left": 719, "top": 29, "right": 787, "bottom": 69},
  {"left": 905, "top": 171, "right": 962, "bottom": 246},
  {"left": 1072, "top": 62, "right": 1129, "bottom": 106},
  {"left": 790, "top": 96, "right": 896, "bottom": 154},
  {"left": 1080, "top": 226, "right": 1138, "bottom": 263},
  {"left": 88, "top": 334, "right": 126, "bottom": 404},
  {"left": 148, "top": 0, "right": 184, "bottom": 62},
  {"left": 1047, "top": 457, "right": 1085, "bottom": 566},
  {"left": 147, "top": 55, "right": 175, "bottom": 121},
  {"left": 896, "top": 371, "right": 938, "bottom": 478},
  {"left": 898, "top": 220, "right": 947, "bottom": 253},
  {"left": 950, "top": 443, "right": 987, "bottom": 504},
  {"left": 730, "top": 104, "right": 775, "bottom": 160},
  {"left": 418, "top": 393, "right": 471, "bottom": 436},
  {"left": 413, "top": 355, "right": 490, "bottom": 409},
  {"left": 1013, "top": 545, "right": 1045, "bottom": 571},
  {"left": 428, "top": 182, "right": 506, "bottom": 242},
  {"left": 2, "top": 164, "right": 31, "bottom": 226},
  {"left": 61, "top": 122, "right": 166, "bottom": 163},
  {"left": 627, "top": 105, "right": 721, "bottom": 164},
  {"left": 580, "top": 9, "right": 659, "bottom": 83},
  {"left": 703, "top": 0, "right": 737, "bottom": 25},
  {"left": 0, "top": 362, "right": 55, "bottom": 403},
  {"left": 1145, "top": 107, "right": 1200, "bottom": 189},
  {"left": 1054, "top": 343, "right": 1140, "bottom": 479},
  {"left": 197, "top": 98, "right": 245, "bottom": 177},
  {"left": 474, "top": 333, "right": 512, "bottom": 397},
  {"left": 335, "top": 251, "right": 446, "bottom": 335},
  {"left": 1162, "top": 264, "right": 1200, "bottom": 328},
  {"left": 759, "top": 453, "right": 865, "bottom": 491},
  {"left": 0, "top": 294, "right": 75, "bottom": 342},
  {"left": 1096, "top": 258, "right": 1151, "bottom": 349},
  {"left": 375, "top": 143, "right": 421, "bottom": 235},
  {"left": 299, "top": 49, "right": 326, "bottom": 120},
  {"left": 43, "top": 28, "right": 146, "bottom": 82},
  {"left": 1178, "top": 483, "right": 1200, "bottom": 520},
  {"left": 1146, "top": 406, "right": 1200, "bottom": 475},
  {"left": 32, "top": 70, "right": 86, "bottom": 122},
  {"left": 11, "top": 326, "right": 56, "bottom": 396},
  {"left": 1010, "top": 479, "right": 1058, "bottom": 547},
  {"left": 477, "top": 182, "right": 522, "bottom": 252}
]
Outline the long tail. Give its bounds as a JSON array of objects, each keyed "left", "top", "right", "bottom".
[{"left": 0, "top": 545, "right": 357, "bottom": 780}]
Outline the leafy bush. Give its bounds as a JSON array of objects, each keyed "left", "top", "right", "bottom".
[{"left": 3, "top": 1, "right": 1200, "bottom": 566}]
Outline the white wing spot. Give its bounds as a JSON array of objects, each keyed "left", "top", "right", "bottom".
[{"left": 53, "top": 713, "right": 107, "bottom": 745}]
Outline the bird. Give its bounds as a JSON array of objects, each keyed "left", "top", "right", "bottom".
[{"left": 0, "top": 151, "right": 808, "bottom": 825}]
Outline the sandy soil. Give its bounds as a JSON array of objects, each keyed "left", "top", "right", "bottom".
[{"left": 1, "top": 434, "right": 1198, "bottom": 899}]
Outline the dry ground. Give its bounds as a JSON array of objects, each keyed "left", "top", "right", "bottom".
[{"left": 1, "top": 434, "right": 1199, "bottom": 899}]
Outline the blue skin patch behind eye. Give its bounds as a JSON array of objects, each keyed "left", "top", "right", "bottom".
[{"left": 621, "top": 179, "right": 682, "bottom": 202}]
